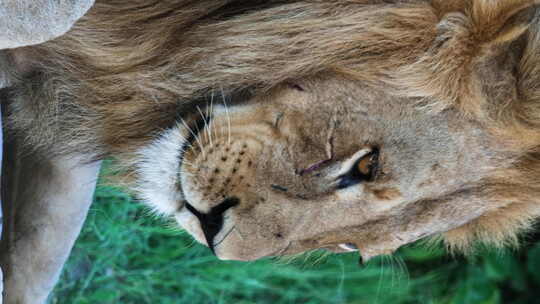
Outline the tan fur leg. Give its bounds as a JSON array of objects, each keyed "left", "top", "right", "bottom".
[{"left": 0, "top": 137, "right": 100, "bottom": 304}]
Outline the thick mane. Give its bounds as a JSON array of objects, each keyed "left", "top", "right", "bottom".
[
  {"left": 5, "top": 0, "right": 540, "bottom": 251},
  {"left": 6, "top": 0, "right": 440, "bottom": 156}
]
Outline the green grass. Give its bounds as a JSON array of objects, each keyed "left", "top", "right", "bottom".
[{"left": 50, "top": 174, "right": 540, "bottom": 304}]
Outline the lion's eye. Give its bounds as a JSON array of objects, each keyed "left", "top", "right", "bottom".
[
  {"left": 337, "top": 149, "right": 379, "bottom": 189},
  {"left": 355, "top": 151, "right": 378, "bottom": 177}
]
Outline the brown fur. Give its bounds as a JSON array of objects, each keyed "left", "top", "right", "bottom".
[{"left": 5, "top": 0, "right": 540, "bottom": 256}]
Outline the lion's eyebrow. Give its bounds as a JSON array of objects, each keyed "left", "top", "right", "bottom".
[
  {"left": 296, "top": 117, "right": 338, "bottom": 176},
  {"left": 296, "top": 158, "right": 333, "bottom": 176},
  {"left": 326, "top": 115, "right": 338, "bottom": 160}
]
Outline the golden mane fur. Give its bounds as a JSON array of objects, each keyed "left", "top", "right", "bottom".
[{"left": 5, "top": 0, "right": 540, "bottom": 253}]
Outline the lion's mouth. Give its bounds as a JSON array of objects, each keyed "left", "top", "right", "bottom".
[{"left": 184, "top": 197, "right": 240, "bottom": 255}]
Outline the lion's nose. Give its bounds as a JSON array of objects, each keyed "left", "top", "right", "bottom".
[{"left": 185, "top": 197, "right": 240, "bottom": 255}]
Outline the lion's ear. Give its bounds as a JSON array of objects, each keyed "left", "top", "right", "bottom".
[
  {"left": 432, "top": 0, "right": 537, "bottom": 40},
  {"left": 464, "top": 1, "right": 540, "bottom": 129},
  {"left": 399, "top": 1, "right": 538, "bottom": 117},
  {"left": 470, "top": 0, "right": 537, "bottom": 46},
  {"left": 441, "top": 1, "right": 540, "bottom": 147}
]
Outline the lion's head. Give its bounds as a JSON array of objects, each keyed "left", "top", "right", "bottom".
[
  {"left": 8, "top": 0, "right": 540, "bottom": 262},
  {"left": 130, "top": 0, "right": 540, "bottom": 262},
  {"left": 135, "top": 72, "right": 523, "bottom": 262}
]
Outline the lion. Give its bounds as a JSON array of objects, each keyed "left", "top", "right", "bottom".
[{"left": 3, "top": 0, "right": 540, "bottom": 301}]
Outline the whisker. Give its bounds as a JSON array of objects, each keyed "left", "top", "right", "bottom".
[
  {"left": 234, "top": 226, "right": 246, "bottom": 240},
  {"left": 179, "top": 159, "right": 196, "bottom": 166},
  {"left": 209, "top": 92, "right": 217, "bottom": 147},
  {"left": 375, "top": 256, "right": 385, "bottom": 304},
  {"left": 179, "top": 117, "right": 206, "bottom": 158},
  {"left": 206, "top": 93, "right": 212, "bottom": 119},
  {"left": 191, "top": 113, "right": 207, "bottom": 156},
  {"left": 205, "top": 95, "right": 213, "bottom": 146},
  {"left": 386, "top": 255, "right": 396, "bottom": 288},
  {"left": 218, "top": 114, "right": 227, "bottom": 146},
  {"left": 211, "top": 92, "right": 228, "bottom": 146},
  {"left": 220, "top": 87, "right": 232, "bottom": 146},
  {"left": 311, "top": 250, "right": 330, "bottom": 266},
  {"left": 197, "top": 105, "right": 212, "bottom": 148},
  {"left": 395, "top": 254, "right": 410, "bottom": 287},
  {"left": 214, "top": 226, "right": 236, "bottom": 247},
  {"left": 175, "top": 125, "right": 198, "bottom": 166}
]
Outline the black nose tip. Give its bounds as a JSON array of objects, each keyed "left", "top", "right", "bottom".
[{"left": 185, "top": 197, "right": 240, "bottom": 255}]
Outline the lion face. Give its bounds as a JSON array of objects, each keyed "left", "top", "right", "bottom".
[{"left": 136, "top": 74, "right": 516, "bottom": 262}]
